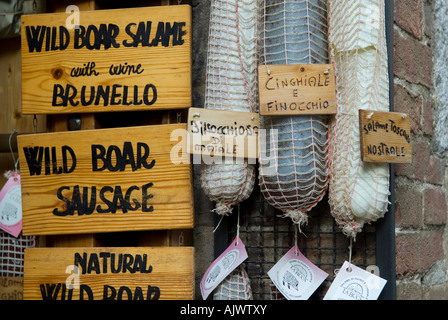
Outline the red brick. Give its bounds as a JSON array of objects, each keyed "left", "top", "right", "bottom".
[
  {"left": 395, "top": 184, "right": 423, "bottom": 228},
  {"left": 396, "top": 230, "right": 444, "bottom": 279},
  {"left": 426, "top": 155, "right": 445, "bottom": 185},
  {"left": 424, "top": 188, "right": 447, "bottom": 225},
  {"left": 394, "top": 29, "right": 433, "bottom": 88},
  {"left": 394, "top": 84, "right": 422, "bottom": 134},
  {"left": 412, "top": 140, "right": 431, "bottom": 181},
  {"left": 394, "top": 0, "right": 423, "bottom": 40}
]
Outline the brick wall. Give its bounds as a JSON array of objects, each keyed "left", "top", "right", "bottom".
[{"left": 393, "top": 0, "right": 448, "bottom": 299}]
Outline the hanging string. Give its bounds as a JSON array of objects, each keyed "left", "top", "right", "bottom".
[
  {"left": 347, "top": 236, "right": 353, "bottom": 272},
  {"left": 294, "top": 224, "right": 299, "bottom": 256},
  {"left": 236, "top": 204, "right": 240, "bottom": 245},
  {"left": 8, "top": 130, "right": 19, "bottom": 174},
  {"left": 262, "top": 0, "right": 271, "bottom": 75},
  {"left": 213, "top": 214, "right": 225, "bottom": 233}
]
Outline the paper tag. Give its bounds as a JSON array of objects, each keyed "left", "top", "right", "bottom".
[
  {"left": 0, "top": 172, "right": 22, "bottom": 237},
  {"left": 200, "top": 236, "right": 248, "bottom": 299},
  {"left": 268, "top": 246, "right": 328, "bottom": 300},
  {"left": 323, "top": 261, "right": 387, "bottom": 300}
]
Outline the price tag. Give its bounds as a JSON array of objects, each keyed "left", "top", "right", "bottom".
[
  {"left": 268, "top": 246, "right": 328, "bottom": 300},
  {"left": 200, "top": 236, "right": 248, "bottom": 300},
  {"left": 323, "top": 261, "right": 387, "bottom": 300},
  {"left": 0, "top": 172, "right": 22, "bottom": 237}
]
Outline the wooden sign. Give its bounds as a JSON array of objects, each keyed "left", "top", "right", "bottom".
[
  {"left": 258, "top": 64, "right": 336, "bottom": 116},
  {"left": 23, "top": 247, "right": 194, "bottom": 300},
  {"left": 359, "top": 110, "right": 412, "bottom": 163},
  {"left": 0, "top": 277, "right": 23, "bottom": 300},
  {"left": 17, "top": 124, "right": 193, "bottom": 235},
  {"left": 187, "top": 107, "right": 259, "bottom": 160},
  {"left": 21, "top": 5, "right": 191, "bottom": 114}
]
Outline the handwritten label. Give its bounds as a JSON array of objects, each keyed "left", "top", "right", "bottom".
[
  {"left": 0, "top": 172, "right": 22, "bottom": 237},
  {"left": 258, "top": 64, "right": 336, "bottom": 116},
  {"left": 0, "top": 277, "right": 23, "bottom": 300},
  {"left": 21, "top": 6, "right": 191, "bottom": 114},
  {"left": 323, "top": 261, "right": 387, "bottom": 300},
  {"left": 268, "top": 246, "right": 328, "bottom": 300},
  {"left": 359, "top": 110, "right": 412, "bottom": 163},
  {"left": 17, "top": 124, "right": 193, "bottom": 236},
  {"left": 23, "top": 247, "right": 194, "bottom": 300},
  {"left": 200, "top": 236, "right": 248, "bottom": 300},
  {"left": 187, "top": 108, "right": 259, "bottom": 160}
]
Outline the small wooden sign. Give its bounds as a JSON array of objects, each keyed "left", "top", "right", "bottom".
[
  {"left": 21, "top": 5, "right": 191, "bottom": 114},
  {"left": 187, "top": 107, "right": 259, "bottom": 160},
  {"left": 258, "top": 64, "right": 336, "bottom": 116},
  {"left": 359, "top": 110, "right": 412, "bottom": 163},
  {"left": 0, "top": 277, "right": 23, "bottom": 300},
  {"left": 23, "top": 247, "right": 194, "bottom": 300},
  {"left": 17, "top": 124, "right": 193, "bottom": 235}
]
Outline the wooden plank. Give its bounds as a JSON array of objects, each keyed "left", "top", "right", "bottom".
[
  {"left": 359, "top": 109, "right": 412, "bottom": 163},
  {"left": 23, "top": 247, "right": 194, "bottom": 300},
  {"left": 17, "top": 124, "right": 193, "bottom": 235},
  {"left": 0, "top": 277, "right": 23, "bottom": 300},
  {"left": 21, "top": 5, "right": 192, "bottom": 114},
  {"left": 187, "top": 107, "right": 259, "bottom": 160},
  {"left": 258, "top": 64, "right": 336, "bottom": 116}
]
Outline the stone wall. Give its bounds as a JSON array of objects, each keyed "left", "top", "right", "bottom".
[{"left": 394, "top": 0, "right": 448, "bottom": 299}]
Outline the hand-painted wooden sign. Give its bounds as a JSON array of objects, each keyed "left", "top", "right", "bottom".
[
  {"left": 258, "top": 64, "right": 336, "bottom": 116},
  {"left": 359, "top": 109, "right": 412, "bottom": 163},
  {"left": 17, "top": 124, "right": 193, "bottom": 235},
  {"left": 187, "top": 107, "right": 259, "bottom": 160},
  {"left": 21, "top": 5, "right": 191, "bottom": 114},
  {"left": 24, "top": 247, "right": 194, "bottom": 300}
]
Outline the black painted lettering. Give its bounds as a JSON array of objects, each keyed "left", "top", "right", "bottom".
[
  {"left": 25, "top": 26, "right": 45, "bottom": 52},
  {"left": 74, "top": 252, "right": 87, "bottom": 274},
  {"left": 62, "top": 145, "right": 77, "bottom": 173},
  {"left": 79, "top": 284, "right": 93, "bottom": 300},
  {"left": 122, "top": 254, "right": 135, "bottom": 273},
  {"left": 52, "top": 186, "right": 73, "bottom": 216},
  {"left": 92, "top": 144, "right": 106, "bottom": 171},
  {"left": 96, "top": 186, "right": 113, "bottom": 213},
  {"left": 142, "top": 182, "right": 154, "bottom": 212},
  {"left": 23, "top": 146, "right": 43, "bottom": 176},
  {"left": 103, "top": 285, "right": 116, "bottom": 300},
  {"left": 87, "top": 253, "right": 100, "bottom": 274},
  {"left": 147, "top": 286, "right": 160, "bottom": 300},
  {"left": 143, "top": 84, "right": 157, "bottom": 105},
  {"left": 52, "top": 84, "right": 66, "bottom": 106},
  {"left": 39, "top": 283, "right": 61, "bottom": 300}
]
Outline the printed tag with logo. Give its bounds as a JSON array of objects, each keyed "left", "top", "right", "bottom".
[
  {"left": 0, "top": 172, "right": 22, "bottom": 237},
  {"left": 268, "top": 245, "right": 328, "bottom": 300},
  {"left": 323, "top": 261, "right": 387, "bottom": 300},
  {"left": 200, "top": 236, "right": 248, "bottom": 300}
]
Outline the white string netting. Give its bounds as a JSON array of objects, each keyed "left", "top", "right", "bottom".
[
  {"left": 213, "top": 265, "right": 253, "bottom": 300},
  {"left": 258, "top": 0, "right": 330, "bottom": 228},
  {"left": 200, "top": 0, "right": 259, "bottom": 216},
  {"left": 0, "top": 231, "right": 36, "bottom": 276},
  {"left": 328, "top": 0, "right": 390, "bottom": 238}
]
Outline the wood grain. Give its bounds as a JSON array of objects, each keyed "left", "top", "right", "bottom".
[
  {"left": 18, "top": 124, "right": 193, "bottom": 235},
  {"left": 359, "top": 109, "right": 412, "bottom": 163},
  {"left": 187, "top": 107, "right": 259, "bottom": 159},
  {"left": 23, "top": 247, "right": 194, "bottom": 300},
  {"left": 258, "top": 64, "right": 336, "bottom": 116}
]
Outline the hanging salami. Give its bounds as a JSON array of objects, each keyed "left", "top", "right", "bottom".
[
  {"left": 258, "top": 0, "right": 330, "bottom": 228},
  {"left": 328, "top": 0, "right": 390, "bottom": 238},
  {"left": 200, "top": 0, "right": 259, "bottom": 215}
]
